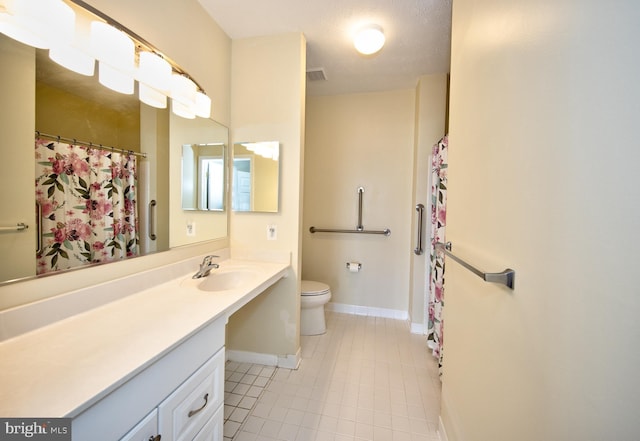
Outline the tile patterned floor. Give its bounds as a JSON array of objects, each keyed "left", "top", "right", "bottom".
[{"left": 224, "top": 311, "right": 442, "bottom": 441}]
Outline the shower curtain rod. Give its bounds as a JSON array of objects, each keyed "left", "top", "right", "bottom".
[{"left": 36, "top": 131, "right": 147, "bottom": 159}]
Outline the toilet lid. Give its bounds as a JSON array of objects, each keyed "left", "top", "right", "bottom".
[{"left": 301, "top": 280, "right": 330, "bottom": 296}]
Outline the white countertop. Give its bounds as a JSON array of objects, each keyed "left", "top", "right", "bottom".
[{"left": 0, "top": 257, "right": 289, "bottom": 418}]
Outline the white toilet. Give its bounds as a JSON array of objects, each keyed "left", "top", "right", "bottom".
[{"left": 300, "top": 280, "right": 332, "bottom": 335}]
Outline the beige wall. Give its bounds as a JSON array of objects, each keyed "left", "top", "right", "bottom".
[
  {"left": 0, "top": 36, "right": 36, "bottom": 282},
  {"left": 226, "top": 33, "right": 306, "bottom": 360},
  {"left": 442, "top": 0, "right": 640, "bottom": 440},
  {"left": 36, "top": 82, "right": 141, "bottom": 150},
  {"left": 409, "top": 74, "right": 448, "bottom": 330},
  {"left": 0, "top": 0, "right": 231, "bottom": 309},
  {"left": 253, "top": 155, "right": 279, "bottom": 212},
  {"left": 302, "top": 90, "right": 415, "bottom": 315}
]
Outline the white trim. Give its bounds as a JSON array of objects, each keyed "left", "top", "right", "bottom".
[
  {"left": 410, "top": 322, "right": 425, "bottom": 335},
  {"left": 438, "top": 416, "right": 448, "bottom": 441},
  {"left": 226, "top": 347, "right": 301, "bottom": 369},
  {"left": 326, "top": 302, "right": 408, "bottom": 320},
  {"left": 278, "top": 347, "right": 301, "bottom": 369},
  {"left": 226, "top": 349, "right": 277, "bottom": 366}
]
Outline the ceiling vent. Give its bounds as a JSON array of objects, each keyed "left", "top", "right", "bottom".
[{"left": 306, "top": 68, "right": 327, "bottom": 82}]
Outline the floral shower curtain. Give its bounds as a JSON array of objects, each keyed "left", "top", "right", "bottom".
[
  {"left": 35, "top": 138, "right": 139, "bottom": 275},
  {"left": 427, "top": 135, "right": 448, "bottom": 369}
]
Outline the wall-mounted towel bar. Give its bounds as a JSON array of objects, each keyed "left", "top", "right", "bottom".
[
  {"left": 0, "top": 223, "right": 28, "bottom": 232},
  {"left": 310, "top": 186, "right": 391, "bottom": 237},
  {"left": 436, "top": 241, "right": 515, "bottom": 289}
]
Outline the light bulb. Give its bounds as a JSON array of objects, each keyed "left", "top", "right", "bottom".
[{"left": 354, "top": 24, "right": 385, "bottom": 55}]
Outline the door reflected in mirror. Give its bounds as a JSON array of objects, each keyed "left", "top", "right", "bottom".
[
  {"left": 182, "top": 143, "right": 225, "bottom": 211},
  {"left": 232, "top": 142, "right": 280, "bottom": 213}
]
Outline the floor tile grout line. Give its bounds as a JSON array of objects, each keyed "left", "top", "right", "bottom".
[{"left": 227, "top": 312, "right": 442, "bottom": 441}]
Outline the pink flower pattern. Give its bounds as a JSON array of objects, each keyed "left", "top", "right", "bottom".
[
  {"left": 35, "top": 139, "right": 139, "bottom": 274},
  {"left": 428, "top": 135, "right": 448, "bottom": 372}
]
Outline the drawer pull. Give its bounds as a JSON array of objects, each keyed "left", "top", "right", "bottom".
[
  {"left": 188, "top": 393, "right": 209, "bottom": 418},
  {"left": 148, "top": 435, "right": 161, "bottom": 441}
]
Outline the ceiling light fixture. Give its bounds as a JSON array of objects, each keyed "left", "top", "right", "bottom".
[
  {"left": 48, "top": 9, "right": 95, "bottom": 77},
  {"left": 354, "top": 24, "right": 385, "bottom": 55},
  {"left": 0, "top": 0, "right": 74, "bottom": 49},
  {"left": 0, "top": 0, "right": 213, "bottom": 119},
  {"left": 91, "top": 21, "right": 135, "bottom": 94}
]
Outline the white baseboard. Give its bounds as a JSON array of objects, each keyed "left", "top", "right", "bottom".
[
  {"left": 226, "top": 349, "right": 278, "bottom": 366},
  {"left": 278, "top": 347, "right": 301, "bottom": 369},
  {"left": 326, "top": 302, "right": 409, "bottom": 321},
  {"left": 438, "top": 416, "right": 449, "bottom": 441},
  {"left": 226, "top": 347, "right": 301, "bottom": 370},
  {"left": 410, "top": 322, "right": 425, "bottom": 335}
]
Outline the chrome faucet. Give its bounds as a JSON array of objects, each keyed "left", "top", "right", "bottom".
[{"left": 192, "top": 255, "right": 220, "bottom": 279}]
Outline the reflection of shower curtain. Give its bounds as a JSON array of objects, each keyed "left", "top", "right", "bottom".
[
  {"left": 427, "top": 135, "right": 448, "bottom": 369},
  {"left": 35, "top": 138, "right": 139, "bottom": 275}
]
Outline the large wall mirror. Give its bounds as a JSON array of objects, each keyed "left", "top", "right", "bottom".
[
  {"left": 232, "top": 142, "right": 280, "bottom": 212},
  {"left": 0, "top": 21, "right": 228, "bottom": 286}
]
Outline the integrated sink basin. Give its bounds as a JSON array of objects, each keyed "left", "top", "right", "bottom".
[{"left": 195, "top": 269, "right": 260, "bottom": 292}]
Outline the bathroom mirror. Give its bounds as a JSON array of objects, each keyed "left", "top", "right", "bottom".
[
  {"left": 232, "top": 142, "right": 280, "bottom": 213},
  {"left": 0, "top": 30, "right": 228, "bottom": 286},
  {"left": 182, "top": 142, "right": 226, "bottom": 211}
]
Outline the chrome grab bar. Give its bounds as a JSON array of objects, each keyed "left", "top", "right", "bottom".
[
  {"left": 36, "top": 202, "right": 42, "bottom": 255},
  {"left": 357, "top": 186, "right": 364, "bottom": 230},
  {"left": 436, "top": 241, "right": 515, "bottom": 289},
  {"left": 309, "top": 226, "right": 391, "bottom": 236},
  {"left": 310, "top": 186, "right": 391, "bottom": 236},
  {"left": 0, "top": 223, "right": 28, "bottom": 232},
  {"left": 148, "top": 200, "right": 157, "bottom": 240},
  {"left": 414, "top": 204, "right": 424, "bottom": 255}
]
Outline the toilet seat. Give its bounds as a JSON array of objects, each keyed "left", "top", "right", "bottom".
[{"left": 301, "top": 280, "right": 330, "bottom": 296}]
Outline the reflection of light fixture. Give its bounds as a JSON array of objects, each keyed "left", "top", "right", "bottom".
[
  {"left": 354, "top": 24, "right": 385, "bottom": 55},
  {"left": 0, "top": 0, "right": 213, "bottom": 119},
  {"left": 241, "top": 141, "right": 279, "bottom": 161}
]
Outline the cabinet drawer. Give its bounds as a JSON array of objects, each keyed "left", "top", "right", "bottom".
[
  {"left": 119, "top": 409, "right": 158, "bottom": 441},
  {"left": 159, "top": 348, "right": 224, "bottom": 441},
  {"left": 193, "top": 405, "right": 223, "bottom": 441}
]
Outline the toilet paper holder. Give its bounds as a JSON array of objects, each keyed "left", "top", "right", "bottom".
[{"left": 346, "top": 262, "right": 362, "bottom": 271}]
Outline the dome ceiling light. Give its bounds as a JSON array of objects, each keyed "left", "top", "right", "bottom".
[{"left": 354, "top": 24, "right": 385, "bottom": 55}]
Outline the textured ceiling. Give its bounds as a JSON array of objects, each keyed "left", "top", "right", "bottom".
[{"left": 198, "top": 0, "right": 452, "bottom": 96}]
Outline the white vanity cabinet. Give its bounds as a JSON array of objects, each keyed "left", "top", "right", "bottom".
[
  {"left": 72, "top": 317, "right": 226, "bottom": 441},
  {"left": 156, "top": 348, "right": 224, "bottom": 441},
  {"left": 119, "top": 409, "right": 158, "bottom": 441}
]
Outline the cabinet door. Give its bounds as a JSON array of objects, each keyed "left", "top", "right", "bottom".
[
  {"left": 159, "top": 348, "right": 224, "bottom": 441},
  {"left": 119, "top": 409, "right": 159, "bottom": 441},
  {"left": 193, "top": 406, "right": 223, "bottom": 441}
]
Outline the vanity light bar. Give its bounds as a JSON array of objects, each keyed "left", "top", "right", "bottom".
[
  {"left": 1, "top": 0, "right": 212, "bottom": 118},
  {"left": 67, "top": 0, "right": 204, "bottom": 91}
]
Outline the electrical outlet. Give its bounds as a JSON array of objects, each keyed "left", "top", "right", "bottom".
[
  {"left": 186, "top": 221, "right": 196, "bottom": 237},
  {"left": 267, "top": 224, "right": 277, "bottom": 240}
]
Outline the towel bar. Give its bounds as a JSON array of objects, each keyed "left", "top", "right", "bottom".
[
  {"left": 436, "top": 241, "right": 515, "bottom": 289},
  {"left": 0, "top": 223, "right": 28, "bottom": 232}
]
